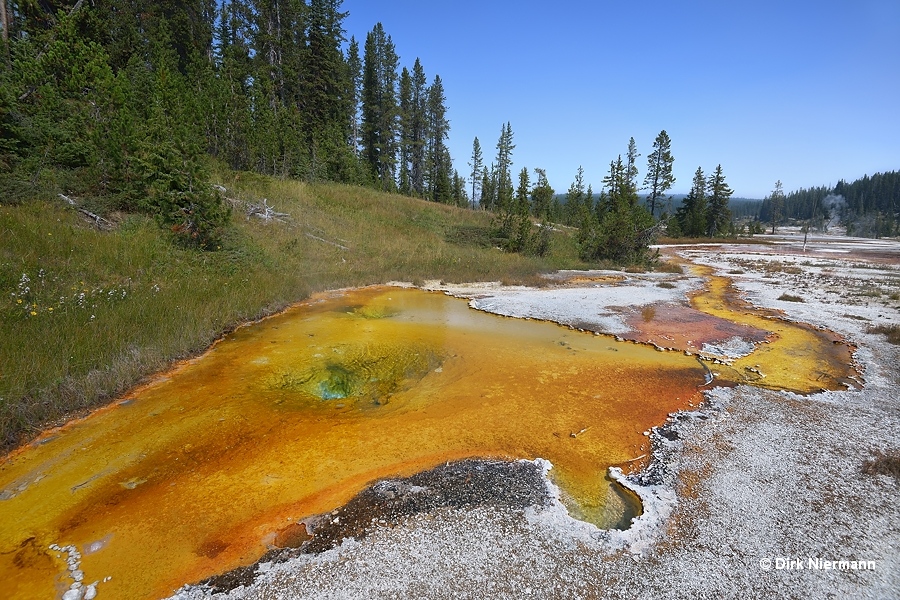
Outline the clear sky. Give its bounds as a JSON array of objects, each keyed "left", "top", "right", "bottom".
[{"left": 342, "top": 0, "right": 899, "bottom": 199}]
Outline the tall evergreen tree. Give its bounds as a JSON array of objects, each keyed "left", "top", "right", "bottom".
[
  {"left": 706, "top": 164, "right": 733, "bottom": 236},
  {"left": 676, "top": 167, "right": 708, "bottom": 236},
  {"left": 361, "top": 22, "right": 399, "bottom": 190},
  {"left": 531, "top": 168, "right": 554, "bottom": 220},
  {"left": 480, "top": 164, "right": 495, "bottom": 211},
  {"left": 768, "top": 180, "right": 785, "bottom": 234},
  {"left": 451, "top": 169, "right": 468, "bottom": 207},
  {"left": 468, "top": 136, "right": 483, "bottom": 209},
  {"left": 303, "top": 0, "right": 356, "bottom": 180},
  {"left": 564, "top": 165, "right": 588, "bottom": 226},
  {"left": 505, "top": 166, "right": 533, "bottom": 251},
  {"left": 624, "top": 137, "right": 640, "bottom": 198},
  {"left": 602, "top": 157, "right": 621, "bottom": 200},
  {"left": 425, "top": 74, "right": 450, "bottom": 201},
  {"left": 643, "top": 129, "right": 675, "bottom": 218},
  {"left": 493, "top": 122, "right": 515, "bottom": 215},
  {"left": 397, "top": 65, "right": 413, "bottom": 195},
  {"left": 408, "top": 58, "right": 427, "bottom": 196},
  {"left": 345, "top": 35, "right": 362, "bottom": 157}
]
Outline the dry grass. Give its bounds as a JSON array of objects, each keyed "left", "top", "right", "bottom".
[
  {"left": 777, "top": 293, "right": 805, "bottom": 302},
  {"left": 867, "top": 323, "right": 900, "bottom": 345},
  {"left": 653, "top": 261, "right": 684, "bottom": 274},
  {"left": 862, "top": 449, "right": 900, "bottom": 480},
  {"left": 0, "top": 172, "right": 591, "bottom": 450}
]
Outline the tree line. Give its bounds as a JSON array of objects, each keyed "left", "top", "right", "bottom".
[
  {"left": 1, "top": 1, "right": 789, "bottom": 260},
  {"left": 759, "top": 171, "right": 899, "bottom": 238},
  {"left": 0, "top": 0, "right": 467, "bottom": 246}
]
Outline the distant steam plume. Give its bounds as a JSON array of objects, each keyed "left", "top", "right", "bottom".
[{"left": 822, "top": 194, "right": 845, "bottom": 229}]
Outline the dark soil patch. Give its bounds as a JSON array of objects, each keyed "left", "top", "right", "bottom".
[{"left": 196, "top": 458, "right": 551, "bottom": 594}]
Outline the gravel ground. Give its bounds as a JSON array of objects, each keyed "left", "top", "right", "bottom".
[{"left": 170, "top": 236, "right": 900, "bottom": 600}]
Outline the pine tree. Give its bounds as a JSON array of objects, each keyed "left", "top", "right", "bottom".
[
  {"left": 643, "top": 130, "right": 675, "bottom": 218},
  {"left": 601, "top": 157, "right": 624, "bottom": 204},
  {"left": 451, "top": 169, "right": 468, "bottom": 208},
  {"left": 493, "top": 122, "right": 515, "bottom": 215},
  {"left": 397, "top": 65, "right": 413, "bottom": 194},
  {"left": 624, "top": 137, "right": 640, "bottom": 198},
  {"left": 479, "top": 165, "right": 495, "bottom": 211},
  {"left": 706, "top": 164, "right": 733, "bottom": 236},
  {"left": 507, "top": 166, "right": 534, "bottom": 251},
  {"left": 408, "top": 58, "right": 427, "bottom": 197},
  {"left": 361, "top": 22, "right": 399, "bottom": 190},
  {"left": 207, "top": 1, "right": 253, "bottom": 170},
  {"left": 531, "top": 168, "right": 554, "bottom": 220},
  {"left": 425, "top": 75, "right": 450, "bottom": 201},
  {"left": 133, "top": 22, "right": 230, "bottom": 247},
  {"left": 468, "top": 136, "right": 483, "bottom": 209},
  {"left": 346, "top": 35, "right": 362, "bottom": 157},
  {"left": 768, "top": 180, "right": 785, "bottom": 234},
  {"left": 581, "top": 144, "right": 653, "bottom": 262},
  {"left": 676, "top": 167, "right": 708, "bottom": 236},
  {"left": 564, "top": 165, "right": 587, "bottom": 226},
  {"left": 303, "top": 0, "right": 356, "bottom": 180}
]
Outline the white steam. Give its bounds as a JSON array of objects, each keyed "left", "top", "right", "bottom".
[{"left": 822, "top": 194, "right": 845, "bottom": 229}]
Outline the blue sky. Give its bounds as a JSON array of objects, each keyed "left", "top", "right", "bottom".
[{"left": 342, "top": 0, "right": 899, "bottom": 199}]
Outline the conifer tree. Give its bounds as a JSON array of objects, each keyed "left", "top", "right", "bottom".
[
  {"left": 397, "top": 66, "right": 413, "bottom": 195},
  {"left": 507, "top": 166, "right": 533, "bottom": 251},
  {"left": 479, "top": 165, "right": 495, "bottom": 211},
  {"left": 643, "top": 130, "right": 675, "bottom": 218},
  {"left": 493, "top": 122, "right": 515, "bottom": 214},
  {"left": 768, "top": 180, "right": 785, "bottom": 234},
  {"left": 468, "top": 136, "right": 483, "bottom": 209},
  {"left": 676, "top": 167, "right": 709, "bottom": 236},
  {"left": 361, "top": 22, "right": 399, "bottom": 190},
  {"left": 408, "top": 58, "right": 427, "bottom": 196},
  {"left": 706, "top": 164, "right": 733, "bottom": 236},
  {"left": 425, "top": 75, "right": 450, "bottom": 201},
  {"left": 346, "top": 35, "right": 362, "bottom": 157},
  {"left": 564, "top": 165, "right": 587, "bottom": 226},
  {"left": 451, "top": 169, "right": 468, "bottom": 208},
  {"left": 133, "top": 22, "right": 229, "bottom": 247},
  {"left": 531, "top": 168, "right": 554, "bottom": 220},
  {"left": 580, "top": 140, "right": 653, "bottom": 262},
  {"left": 625, "top": 137, "right": 640, "bottom": 197},
  {"left": 304, "top": 0, "right": 355, "bottom": 180}
]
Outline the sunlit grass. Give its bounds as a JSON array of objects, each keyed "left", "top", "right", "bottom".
[{"left": 0, "top": 172, "right": 590, "bottom": 449}]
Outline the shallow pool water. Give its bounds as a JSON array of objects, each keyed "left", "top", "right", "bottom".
[{"left": 0, "top": 278, "right": 856, "bottom": 599}]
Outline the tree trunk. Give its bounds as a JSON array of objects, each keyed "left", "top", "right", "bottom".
[{"left": 0, "top": 0, "right": 9, "bottom": 67}]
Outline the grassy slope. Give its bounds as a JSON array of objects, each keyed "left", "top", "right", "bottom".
[{"left": 0, "top": 171, "right": 589, "bottom": 449}]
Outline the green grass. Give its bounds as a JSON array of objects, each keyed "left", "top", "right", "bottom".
[{"left": 0, "top": 171, "right": 590, "bottom": 450}]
